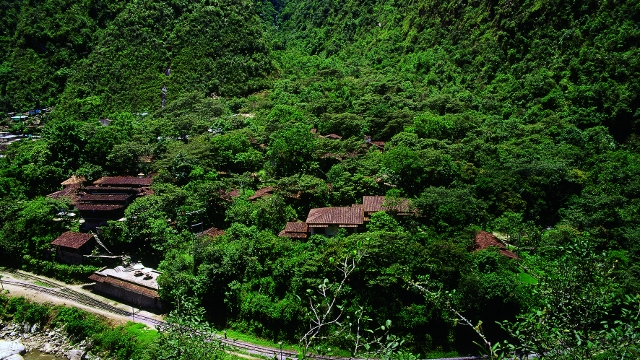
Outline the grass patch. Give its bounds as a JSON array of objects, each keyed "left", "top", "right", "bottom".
[
  {"left": 34, "top": 280, "right": 55, "bottom": 288},
  {"left": 517, "top": 272, "right": 538, "bottom": 284},
  {"left": 124, "top": 321, "right": 159, "bottom": 346},
  {"left": 222, "top": 329, "right": 299, "bottom": 352},
  {"left": 425, "top": 350, "right": 460, "bottom": 359}
]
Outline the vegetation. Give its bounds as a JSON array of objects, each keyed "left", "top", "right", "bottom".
[{"left": 0, "top": 0, "right": 639, "bottom": 358}]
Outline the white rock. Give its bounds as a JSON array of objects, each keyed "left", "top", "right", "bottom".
[
  {"left": 3, "top": 355, "right": 25, "bottom": 360},
  {"left": 42, "top": 343, "right": 54, "bottom": 353},
  {"left": 0, "top": 340, "right": 26, "bottom": 359},
  {"left": 66, "top": 349, "right": 84, "bottom": 360}
]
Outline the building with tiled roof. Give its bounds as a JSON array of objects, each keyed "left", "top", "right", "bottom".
[
  {"left": 51, "top": 232, "right": 96, "bottom": 264},
  {"left": 362, "top": 196, "right": 415, "bottom": 219},
  {"left": 76, "top": 175, "right": 153, "bottom": 231},
  {"left": 88, "top": 264, "right": 162, "bottom": 311},
  {"left": 278, "top": 222, "right": 309, "bottom": 239},
  {"left": 248, "top": 186, "right": 274, "bottom": 201},
  {"left": 306, "top": 207, "right": 364, "bottom": 236},
  {"left": 473, "top": 231, "right": 519, "bottom": 259},
  {"left": 199, "top": 227, "right": 225, "bottom": 238},
  {"left": 93, "top": 176, "right": 153, "bottom": 187},
  {"left": 47, "top": 176, "right": 86, "bottom": 204}
]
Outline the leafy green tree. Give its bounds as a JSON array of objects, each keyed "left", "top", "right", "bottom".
[{"left": 267, "top": 123, "right": 317, "bottom": 177}]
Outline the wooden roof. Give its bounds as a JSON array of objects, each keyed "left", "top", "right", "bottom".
[
  {"left": 248, "top": 186, "right": 274, "bottom": 201},
  {"left": 306, "top": 207, "right": 363, "bottom": 226},
  {"left": 93, "top": 176, "right": 153, "bottom": 187},
  {"left": 51, "top": 232, "right": 94, "bottom": 249},
  {"left": 473, "top": 231, "right": 519, "bottom": 259},
  {"left": 324, "top": 133, "right": 342, "bottom": 140}
]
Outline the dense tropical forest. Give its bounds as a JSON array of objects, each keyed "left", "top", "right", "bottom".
[{"left": 1, "top": 0, "right": 640, "bottom": 358}]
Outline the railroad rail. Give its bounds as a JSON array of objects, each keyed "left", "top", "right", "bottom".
[{"left": 2, "top": 272, "right": 484, "bottom": 360}]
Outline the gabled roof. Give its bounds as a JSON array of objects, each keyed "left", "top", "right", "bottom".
[
  {"left": 76, "top": 204, "right": 127, "bottom": 211},
  {"left": 363, "top": 196, "right": 414, "bottom": 214},
  {"left": 51, "top": 232, "right": 94, "bottom": 249},
  {"left": 47, "top": 183, "right": 81, "bottom": 203},
  {"left": 248, "top": 186, "right": 274, "bottom": 201},
  {"left": 79, "top": 194, "right": 132, "bottom": 202},
  {"left": 284, "top": 222, "right": 308, "bottom": 233},
  {"left": 306, "top": 207, "right": 363, "bottom": 226},
  {"left": 473, "top": 231, "right": 519, "bottom": 259},
  {"left": 278, "top": 222, "right": 309, "bottom": 239},
  {"left": 200, "top": 227, "right": 225, "bottom": 238},
  {"left": 93, "top": 176, "right": 153, "bottom": 187}
]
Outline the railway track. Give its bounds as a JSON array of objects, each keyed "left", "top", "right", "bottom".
[
  {"left": 2, "top": 272, "right": 484, "bottom": 360},
  {"left": 4, "top": 271, "right": 164, "bottom": 327}
]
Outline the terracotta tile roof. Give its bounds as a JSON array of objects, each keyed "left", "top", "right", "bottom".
[
  {"left": 363, "top": 196, "right": 413, "bottom": 213},
  {"left": 61, "top": 175, "right": 85, "bottom": 186},
  {"left": 79, "top": 194, "right": 132, "bottom": 202},
  {"left": 278, "top": 230, "right": 309, "bottom": 239},
  {"left": 94, "top": 176, "right": 153, "bottom": 187},
  {"left": 284, "top": 222, "right": 308, "bottom": 233},
  {"left": 51, "top": 232, "right": 94, "bottom": 249},
  {"left": 83, "top": 186, "right": 141, "bottom": 193},
  {"left": 306, "top": 207, "right": 363, "bottom": 226},
  {"left": 76, "top": 204, "right": 127, "bottom": 211},
  {"left": 47, "top": 183, "right": 81, "bottom": 203},
  {"left": 200, "top": 227, "right": 225, "bottom": 238},
  {"left": 248, "top": 186, "right": 274, "bottom": 201},
  {"left": 219, "top": 188, "right": 241, "bottom": 201},
  {"left": 89, "top": 273, "right": 159, "bottom": 298},
  {"left": 473, "top": 231, "right": 519, "bottom": 259}
]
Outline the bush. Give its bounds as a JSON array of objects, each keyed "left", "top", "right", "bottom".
[{"left": 52, "top": 307, "right": 106, "bottom": 341}]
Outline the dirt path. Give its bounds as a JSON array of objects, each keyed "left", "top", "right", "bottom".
[
  {"left": 0, "top": 270, "right": 163, "bottom": 328},
  {"left": 0, "top": 270, "right": 483, "bottom": 360}
]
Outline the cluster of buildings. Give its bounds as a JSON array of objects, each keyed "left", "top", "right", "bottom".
[
  {"left": 279, "top": 195, "right": 415, "bottom": 238},
  {"left": 48, "top": 175, "right": 153, "bottom": 231},
  {"left": 48, "top": 175, "right": 162, "bottom": 311}
]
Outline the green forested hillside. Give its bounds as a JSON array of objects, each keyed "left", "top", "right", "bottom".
[{"left": 1, "top": 0, "right": 640, "bottom": 358}]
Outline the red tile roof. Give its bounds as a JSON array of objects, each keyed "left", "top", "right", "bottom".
[
  {"left": 363, "top": 196, "right": 413, "bottom": 213},
  {"left": 47, "top": 183, "right": 81, "bottom": 203},
  {"left": 473, "top": 231, "right": 519, "bottom": 259},
  {"left": 306, "top": 207, "right": 363, "bottom": 226},
  {"left": 79, "top": 194, "right": 131, "bottom": 202},
  {"left": 94, "top": 176, "right": 153, "bottom": 187},
  {"left": 51, "top": 232, "right": 94, "bottom": 249},
  {"left": 278, "top": 230, "right": 309, "bottom": 239},
  {"left": 248, "top": 186, "right": 274, "bottom": 201},
  {"left": 284, "top": 222, "right": 308, "bottom": 233},
  {"left": 200, "top": 227, "right": 225, "bottom": 238},
  {"left": 76, "top": 204, "right": 127, "bottom": 211}
]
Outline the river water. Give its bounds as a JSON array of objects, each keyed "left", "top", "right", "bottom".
[{"left": 22, "top": 350, "right": 66, "bottom": 360}]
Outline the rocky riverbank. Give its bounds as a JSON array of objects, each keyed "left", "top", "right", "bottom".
[{"left": 0, "top": 322, "right": 101, "bottom": 360}]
